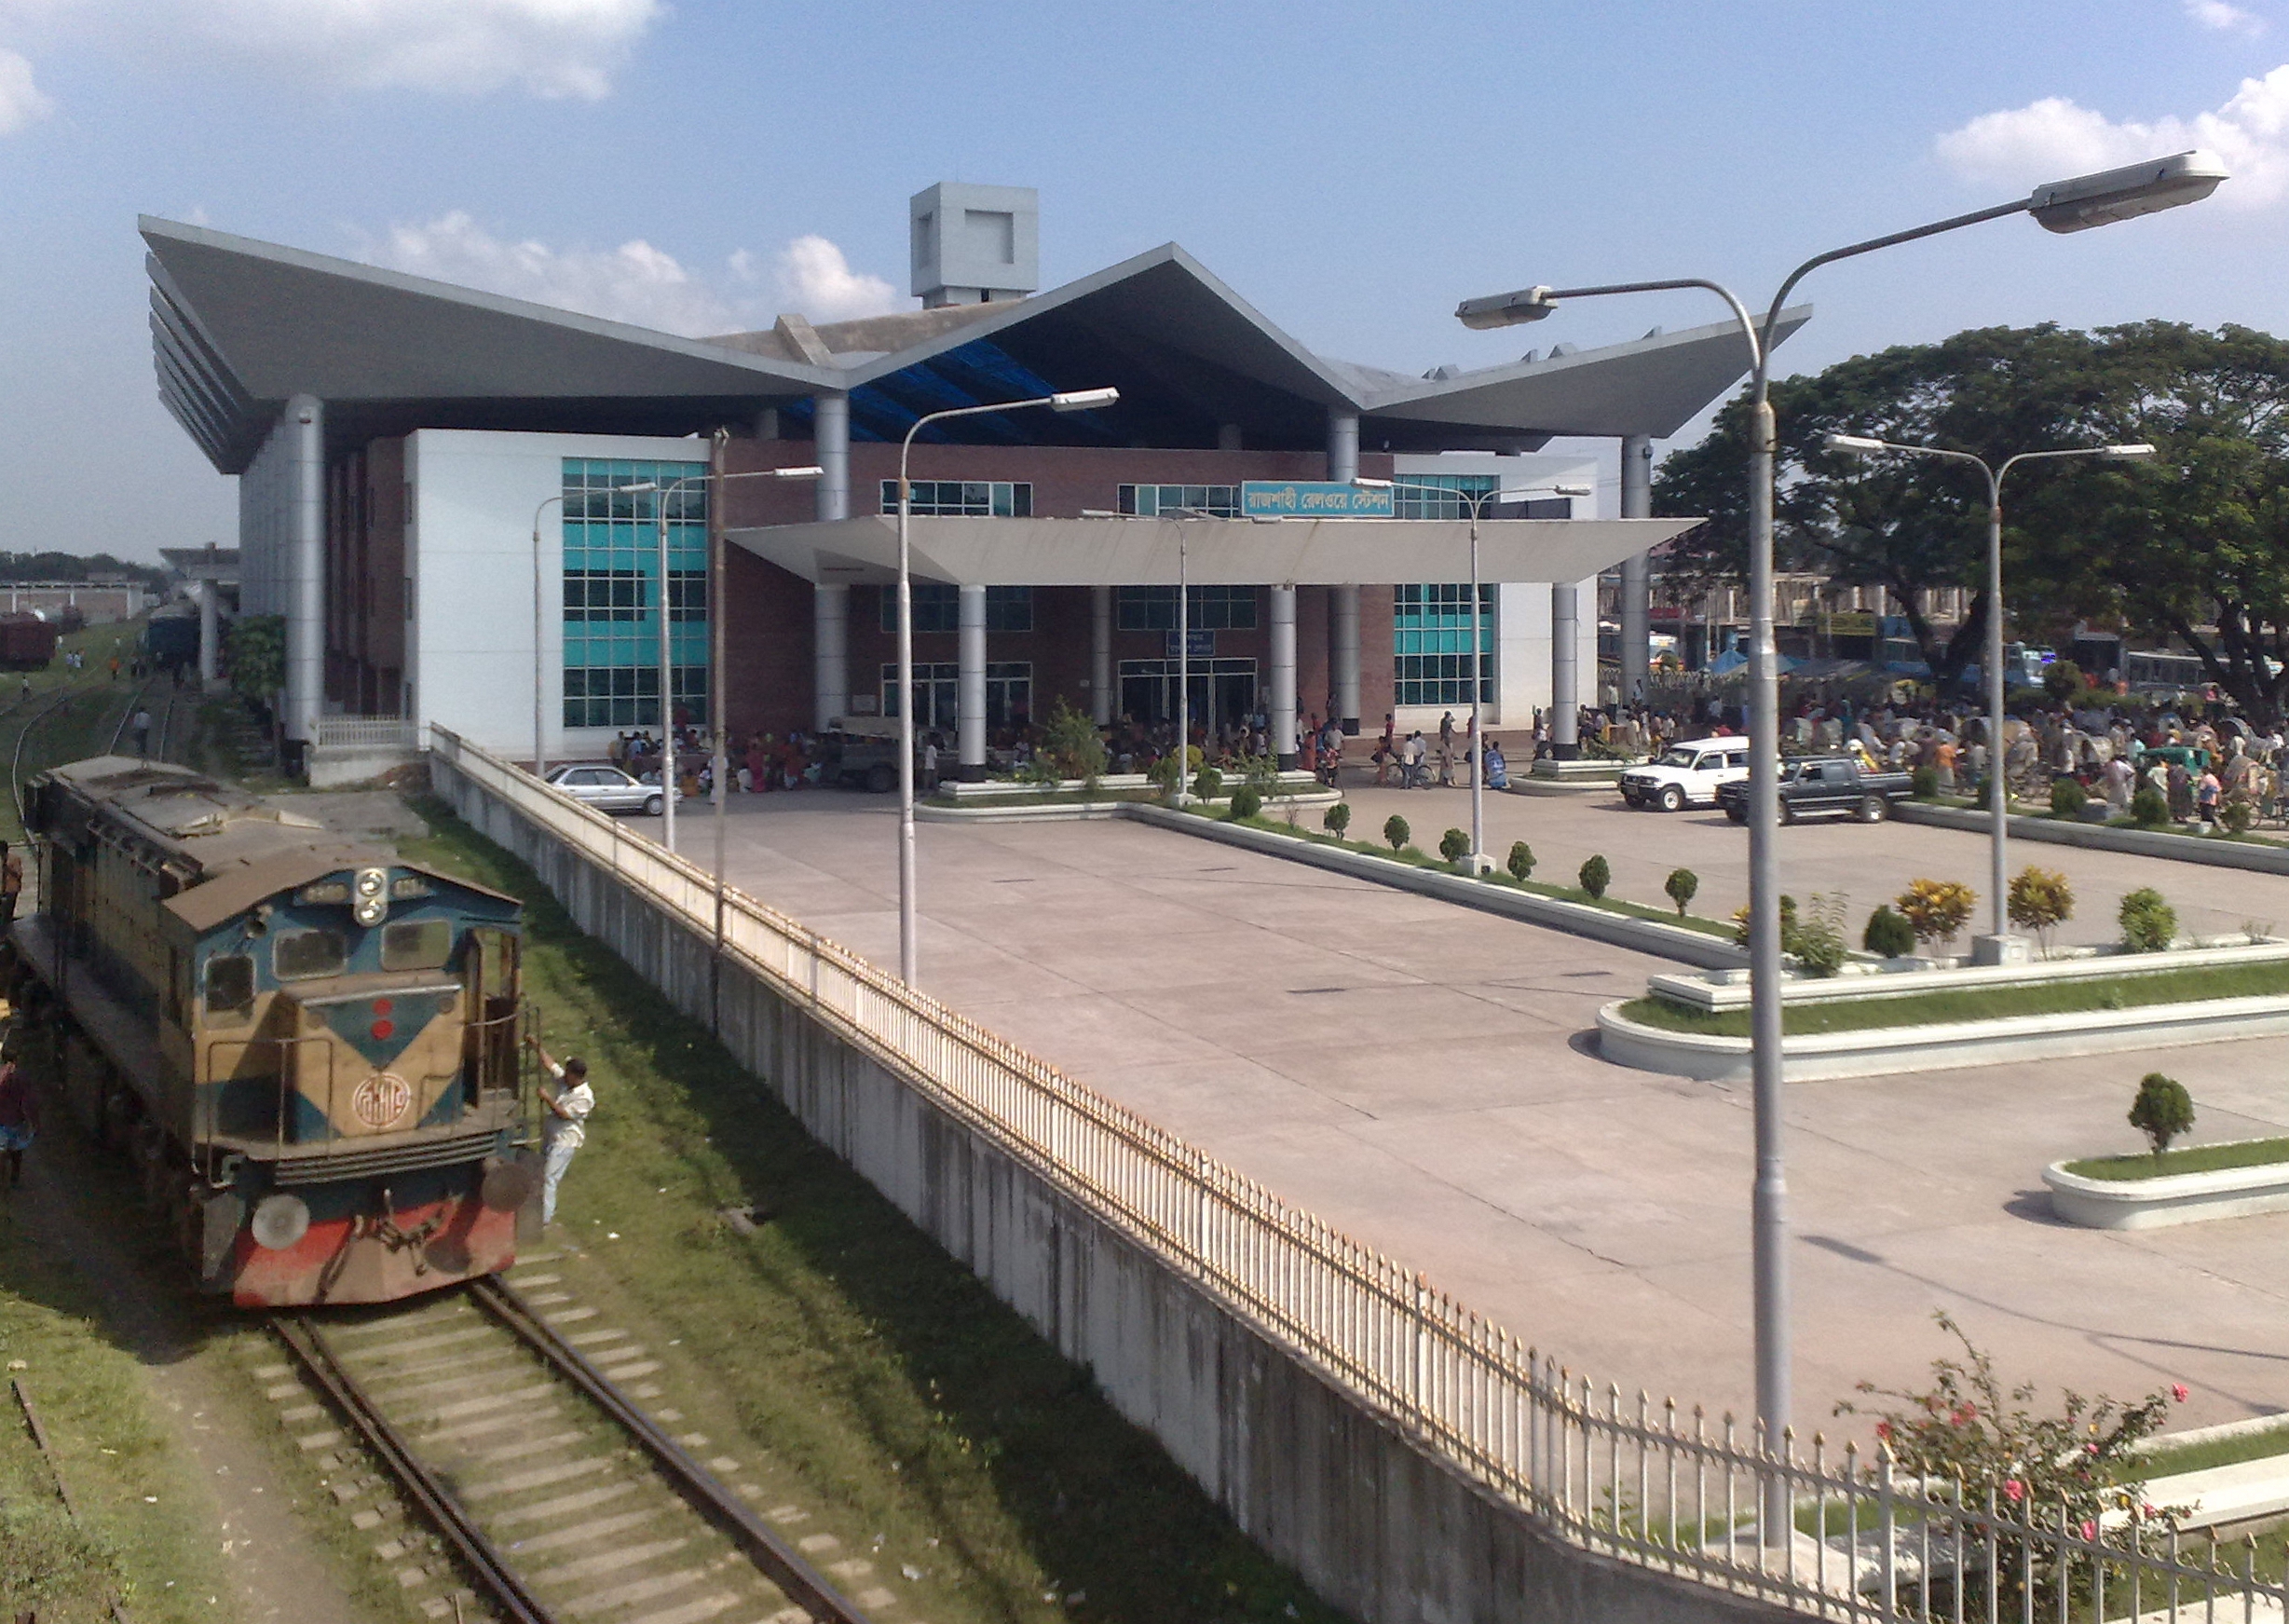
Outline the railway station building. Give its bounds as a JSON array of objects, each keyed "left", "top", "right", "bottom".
[{"left": 142, "top": 185, "right": 1803, "bottom": 775}]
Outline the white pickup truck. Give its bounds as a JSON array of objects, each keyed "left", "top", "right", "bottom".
[{"left": 1617, "top": 737, "right": 1751, "bottom": 812}]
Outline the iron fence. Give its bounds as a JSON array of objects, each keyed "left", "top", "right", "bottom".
[
  {"left": 315, "top": 716, "right": 425, "bottom": 750},
  {"left": 429, "top": 725, "right": 2289, "bottom": 1623}
]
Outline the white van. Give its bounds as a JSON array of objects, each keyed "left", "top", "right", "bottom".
[{"left": 1617, "top": 738, "right": 1751, "bottom": 812}]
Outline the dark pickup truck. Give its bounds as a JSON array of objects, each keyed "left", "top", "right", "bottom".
[{"left": 1718, "top": 756, "right": 1915, "bottom": 825}]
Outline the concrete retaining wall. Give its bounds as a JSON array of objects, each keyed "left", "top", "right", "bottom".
[{"left": 431, "top": 755, "right": 1796, "bottom": 1624}]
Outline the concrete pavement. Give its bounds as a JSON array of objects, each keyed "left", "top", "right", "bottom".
[{"left": 663, "top": 786, "right": 2289, "bottom": 1443}]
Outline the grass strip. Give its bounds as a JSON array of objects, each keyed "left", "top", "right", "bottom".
[
  {"left": 1177, "top": 804, "right": 1740, "bottom": 939},
  {"left": 1617, "top": 958, "right": 2289, "bottom": 1039},
  {"left": 398, "top": 795, "right": 1353, "bottom": 1624},
  {"left": 2063, "top": 1137, "right": 2289, "bottom": 1182},
  {"left": 2140, "top": 1419, "right": 2289, "bottom": 1480}
]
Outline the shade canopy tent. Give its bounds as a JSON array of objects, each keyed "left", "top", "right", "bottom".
[{"left": 728, "top": 514, "right": 1699, "bottom": 588}]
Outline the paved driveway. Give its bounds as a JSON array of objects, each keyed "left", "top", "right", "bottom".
[{"left": 685, "top": 790, "right": 2289, "bottom": 1439}]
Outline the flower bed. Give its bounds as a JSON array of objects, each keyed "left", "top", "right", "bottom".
[{"left": 2045, "top": 1140, "right": 2289, "bottom": 1230}]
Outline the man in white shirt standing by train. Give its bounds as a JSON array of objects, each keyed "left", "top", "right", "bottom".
[{"left": 524, "top": 1036, "right": 595, "bottom": 1227}]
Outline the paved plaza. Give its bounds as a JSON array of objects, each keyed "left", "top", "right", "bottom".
[{"left": 658, "top": 783, "right": 2289, "bottom": 1440}]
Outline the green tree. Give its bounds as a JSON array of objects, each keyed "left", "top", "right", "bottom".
[
  {"left": 1863, "top": 904, "right": 1917, "bottom": 958},
  {"left": 1577, "top": 854, "right": 1610, "bottom": 899},
  {"left": 1322, "top": 801, "right": 1351, "bottom": 839},
  {"left": 1383, "top": 813, "right": 1410, "bottom": 853},
  {"left": 2128, "top": 1073, "right": 2195, "bottom": 1157},
  {"left": 1038, "top": 697, "right": 1108, "bottom": 785},
  {"left": 1439, "top": 826, "right": 1470, "bottom": 866},
  {"left": 226, "top": 613, "right": 285, "bottom": 703},
  {"left": 1663, "top": 867, "right": 1698, "bottom": 918},
  {"left": 2119, "top": 887, "right": 2177, "bottom": 952},
  {"left": 1506, "top": 840, "right": 1534, "bottom": 881},
  {"left": 2007, "top": 866, "right": 2076, "bottom": 956},
  {"left": 1652, "top": 325, "right": 2102, "bottom": 685}
]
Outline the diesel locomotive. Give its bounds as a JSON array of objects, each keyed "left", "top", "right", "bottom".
[{"left": 14, "top": 756, "right": 541, "bottom": 1306}]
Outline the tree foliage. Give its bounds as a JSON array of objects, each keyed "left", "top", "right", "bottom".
[{"left": 1652, "top": 321, "right": 2289, "bottom": 720}]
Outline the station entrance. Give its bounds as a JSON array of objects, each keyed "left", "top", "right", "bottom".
[{"left": 1118, "top": 657, "right": 1258, "bottom": 730}]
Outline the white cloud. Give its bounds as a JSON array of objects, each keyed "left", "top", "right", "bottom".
[
  {"left": 357, "top": 212, "right": 904, "bottom": 337},
  {"left": 2187, "top": 0, "right": 2265, "bottom": 34},
  {"left": 770, "top": 235, "right": 901, "bottom": 323},
  {"left": 0, "top": 0, "right": 662, "bottom": 100},
  {"left": 0, "top": 47, "right": 49, "bottom": 133},
  {"left": 1936, "top": 66, "right": 2289, "bottom": 204}
]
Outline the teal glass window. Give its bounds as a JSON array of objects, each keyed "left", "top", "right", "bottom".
[
  {"left": 561, "top": 458, "right": 708, "bottom": 728},
  {"left": 877, "top": 585, "right": 1031, "bottom": 634},
  {"left": 878, "top": 480, "right": 1032, "bottom": 517},
  {"left": 1117, "top": 484, "right": 1237, "bottom": 518},
  {"left": 1394, "top": 583, "right": 1494, "bottom": 706}
]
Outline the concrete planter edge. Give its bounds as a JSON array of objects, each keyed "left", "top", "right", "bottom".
[
  {"left": 1596, "top": 994, "right": 2289, "bottom": 1084},
  {"left": 2043, "top": 1150, "right": 2289, "bottom": 1231}
]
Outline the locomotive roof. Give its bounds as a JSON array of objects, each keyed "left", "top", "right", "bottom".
[{"left": 40, "top": 756, "right": 516, "bottom": 930}]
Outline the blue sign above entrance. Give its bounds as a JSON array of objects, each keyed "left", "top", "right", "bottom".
[
  {"left": 1164, "top": 629, "right": 1215, "bottom": 659},
  {"left": 1239, "top": 481, "right": 1395, "bottom": 519}
]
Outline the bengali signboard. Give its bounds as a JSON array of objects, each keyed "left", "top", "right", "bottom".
[
  {"left": 1163, "top": 629, "right": 1215, "bottom": 659},
  {"left": 1239, "top": 481, "right": 1395, "bottom": 519}
]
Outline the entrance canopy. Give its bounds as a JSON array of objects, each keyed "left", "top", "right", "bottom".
[{"left": 727, "top": 514, "right": 1698, "bottom": 588}]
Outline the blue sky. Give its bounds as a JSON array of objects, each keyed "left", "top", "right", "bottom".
[{"left": 1, "top": 0, "right": 2282, "bottom": 561}]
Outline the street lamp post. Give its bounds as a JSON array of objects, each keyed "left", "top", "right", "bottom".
[
  {"left": 1356, "top": 477, "right": 1590, "bottom": 871},
  {"left": 894, "top": 388, "right": 1119, "bottom": 987},
  {"left": 1451, "top": 147, "right": 2225, "bottom": 1477},
  {"left": 1825, "top": 433, "right": 2155, "bottom": 951},
  {"left": 531, "top": 493, "right": 565, "bottom": 779}
]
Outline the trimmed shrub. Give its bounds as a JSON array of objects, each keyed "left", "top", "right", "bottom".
[
  {"left": 2041, "top": 658, "right": 2085, "bottom": 703},
  {"left": 2007, "top": 866, "right": 2075, "bottom": 956},
  {"left": 1911, "top": 765, "right": 1940, "bottom": 800},
  {"left": 1228, "top": 785, "right": 1261, "bottom": 821},
  {"left": 1578, "top": 854, "right": 1611, "bottom": 900},
  {"left": 2223, "top": 797, "right": 2256, "bottom": 834},
  {"left": 1506, "top": 840, "right": 1534, "bottom": 881},
  {"left": 2130, "top": 785, "right": 2170, "bottom": 827},
  {"left": 2119, "top": 887, "right": 2177, "bottom": 953},
  {"left": 1383, "top": 813, "right": 1410, "bottom": 853},
  {"left": 1439, "top": 826, "right": 1470, "bottom": 866},
  {"left": 1150, "top": 744, "right": 1202, "bottom": 796},
  {"left": 2049, "top": 777, "right": 2089, "bottom": 818},
  {"left": 1322, "top": 801, "right": 1352, "bottom": 838},
  {"left": 1040, "top": 696, "right": 1108, "bottom": 784},
  {"left": 1793, "top": 893, "right": 1849, "bottom": 978},
  {"left": 1664, "top": 867, "right": 1699, "bottom": 918},
  {"left": 1192, "top": 765, "right": 1224, "bottom": 803},
  {"left": 1863, "top": 904, "right": 1917, "bottom": 959},
  {"left": 2128, "top": 1072, "right": 2195, "bottom": 1157},
  {"left": 1733, "top": 894, "right": 1800, "bottom": 950},
  {"left": 1896, "top": 878, "right": 1977, "bottom": 949}
]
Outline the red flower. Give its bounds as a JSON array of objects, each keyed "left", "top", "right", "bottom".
[
  {"left": 2086, "top": 1441, "right": 2101, "bottom": 1454},
  {"left": 2172, "top": 1384, "right": 2189, "bottom": 1403},
  {"left": 1875, "top": 1421, "right": 1893, "bottom": 1440},
  {"left": 2080, "top": 1520, "right": 2098, "bottom": 1542},
  {"left": 2004, "top": 1480, "right": 2024, "bottom": 1503},
  {"left": 2143, "top": 1503, "right": 2159, "bottom": 1519}
]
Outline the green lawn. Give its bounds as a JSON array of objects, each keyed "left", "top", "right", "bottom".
[
  {"left": 397, "top": 796, "right": 1355, "bottom": 1624},
  {"left": 2139, "top": 1418, "right": 2289, "bottom": 1479},
  {"left": 2064, "top": 1136, "right": 2289, "bottom": 1182},
  {"left": 1618, "top": 958, "right": 2289, "bottom": 1039}
]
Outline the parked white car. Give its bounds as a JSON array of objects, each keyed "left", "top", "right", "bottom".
[
  {"left": 544, "top": 763, "right": 676, "bottom": 816},
  {"left": 1616, "top": 738, "right": 1751, "bottom": 812}
]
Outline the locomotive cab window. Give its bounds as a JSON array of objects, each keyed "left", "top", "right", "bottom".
[
  {"left": 273, "top": 927, "right": 347, "bottom": 981},
  {"left": 204, "top": 953, "right": 254, "bottom": 1022},
  {"left": 380, "top": 918, "right": 452, "bottom": 972}
]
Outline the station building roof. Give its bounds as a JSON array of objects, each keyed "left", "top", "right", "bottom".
[{"left": 142, "top": 215, "right": 1808, "bottom": 475}]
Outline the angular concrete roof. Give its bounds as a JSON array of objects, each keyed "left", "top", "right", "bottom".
[{"left": 143, "top": 216, "right": 1806, "bottom": 473}]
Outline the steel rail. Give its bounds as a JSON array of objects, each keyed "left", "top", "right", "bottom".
[
  {"left": 271, "top": 1311, "right": 556, "bottom": 1624},
  {"left": 10, "top": 685, "right": 88, "bottom": 830},
  {"left": 466, "top": 1274, "right": 872, "bottom": 1624}
]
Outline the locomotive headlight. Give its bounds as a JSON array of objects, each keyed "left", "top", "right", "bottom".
[
  {"left": 251, "top": 1192, "right": 310, "bottom": 1250},
  {"left": 352, "top": 867, "right": 388, "bottom": 926}
]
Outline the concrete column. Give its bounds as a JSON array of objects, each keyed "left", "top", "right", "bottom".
[
  {"left": 1270, "top": 585, "right": 1299, "bottom": 769},
  {"left": 1090, "top": 585, "right": 1113, "bottom": 726},
  {"left": 1620, "top": 432, "right": 1653, "bottom": 701},
  {"left": 812, "top": 391, "right": 851, "bottom": 731},
  {"left": 813, "top": 587, "right": 848, "bottom": 732},
  {"left": 814, "top": 391, "right": 850, "bottom": 522},
  {"left": 957, "top": 583, "right": 988, "bottom": 780},
  {"left": 1325, "top": 409, "right": 1358, "bottom": 483},
  {"left": 1550, "top": 581, "right": 1580, "bottom": 757},
  {"left": 197, "top": 580, "right": 220, "bottom": 689},
  {"left": 284, "top": 394, "right": 323, "bottom": 754},
  {"left": 1330, "top": 587, "right": 1360, "bottom": 734},
  {"left": 1327, "top": 406, "right": 1361, "bottom": 735}
]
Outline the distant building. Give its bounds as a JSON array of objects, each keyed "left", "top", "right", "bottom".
[
  {"left": 0, "top": 580, "right": 145, "bottom": 623},
  {"left": 143, "top": 184, "right": 1805, "bottom": 771}
]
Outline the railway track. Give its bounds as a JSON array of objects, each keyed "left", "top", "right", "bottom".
[{"left": 269, "top": 1267, "right": 870, "bottom": 1624}]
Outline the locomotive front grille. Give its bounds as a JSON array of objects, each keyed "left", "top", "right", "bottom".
[{"left": 264, "top": 1124, "right": 509, "bottom": 1185}]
